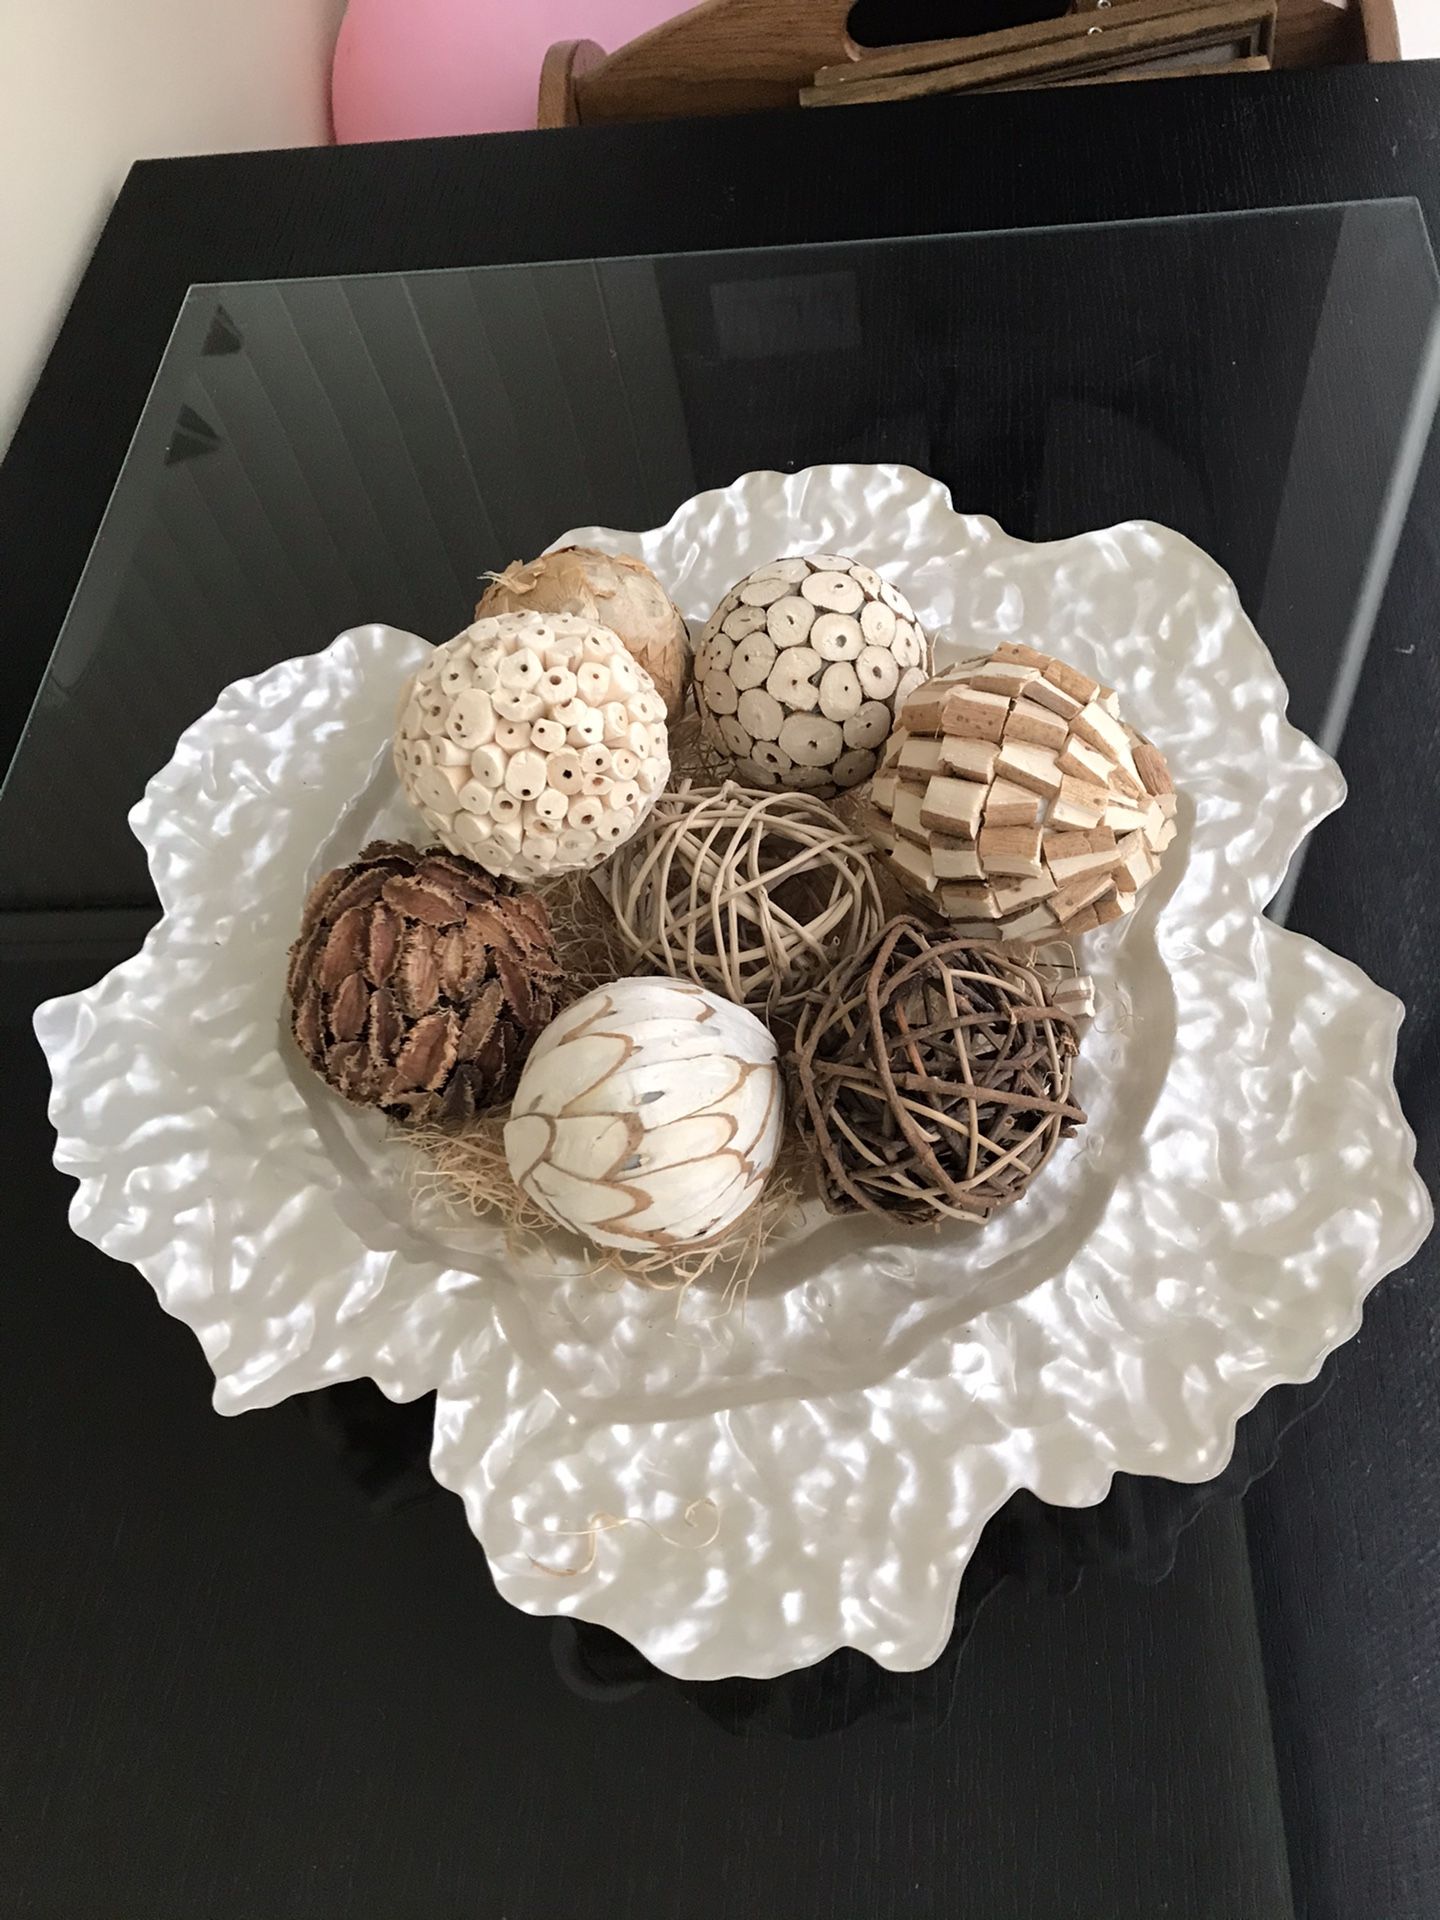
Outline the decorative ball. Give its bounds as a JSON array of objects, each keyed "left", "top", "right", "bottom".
[
  {"left": 504, "top": 977, "right": 783, "bottom": 1252},
  {"left": 604, "top": 781, "right": 884, "bottom": 1019},
  {"left": 693, "top": 554, "right": 931, "bottom": 797},
  {"left": 477, "top": 546, "right": 690, "bottom": 721},
  {"left": 394, "top": 610, "right": 671, "bottom": 882},
  {"left": 287, "top": 841, "right": 560, "bottom": 1126},
  {"left": 791, "top": 917, "right": 1084, "bottom": 1223},
  {"left": 869, "top": 643, "right": 1178, "bottom": 941}
]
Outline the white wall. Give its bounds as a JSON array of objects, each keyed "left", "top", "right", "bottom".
[
  {"left": 1395, "top": 0, "right": 1440, "bottom": 57},
  {"left": 0, "top": 0, "right": 345, "bottom": 455}
]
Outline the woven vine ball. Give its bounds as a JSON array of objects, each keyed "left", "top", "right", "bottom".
[
  {"left": 394, "top": 609, "right": 670, "bottom": 883},
  {"left": 476, "top": 546, "right": 690, "bottom": 721},
  {"left": 790, "top": 917, "right": 1084, "bottom": 1224},
  {"left": 287, "top": 841, "right": 560, "bottom": 1126},
  {"left": 869, "top": 642, "right": 1178, "bottom": 941},
  {"left": 693, "top": 555, "right": 931, "bottom": 797},
  {"left": 602, "top": 780, "right": 885, "bottom": 1019}
]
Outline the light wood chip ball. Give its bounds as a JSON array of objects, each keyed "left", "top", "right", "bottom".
[
  {"left": 693, "top": 554, "right": 931, "bottom": 798},
  {"left": 603, "top": 781, "right": 884, "bottom": 1019},
  {"left": 394, "top": 610, "right": 670, "bottom": 883},
  {"left": 868, "top": 642, "right": 1178, "bottom": 942}
]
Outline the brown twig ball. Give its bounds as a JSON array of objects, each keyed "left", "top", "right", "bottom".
[
  {"left": 791, "top": 917, "right": 1085, "bottom": 1224},
  {"left": 603, "top": 781, "right": 884, "bottom": 1019}
]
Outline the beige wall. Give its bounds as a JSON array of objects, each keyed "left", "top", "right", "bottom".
[
  {"left": 1395, "top": 0, "right": 1440, "bottom": 57},
  {"left": 0, "top": 0, "right": 344, "bottom": 455}
]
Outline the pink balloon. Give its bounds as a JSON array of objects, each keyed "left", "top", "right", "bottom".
[{"left": 333, "top": 0, "right": 685, "bottom": 142}]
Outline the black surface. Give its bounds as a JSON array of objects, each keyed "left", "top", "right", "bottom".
[
  {"left": 1, "top": 1026, "right": 1294, "bottom": 1919},
  {"left": 1245, "top": 409, "right": 1440, "bottom": 1918},
  {"left": 2, "top": 62, "right": 1439, "bottom": 1920}
]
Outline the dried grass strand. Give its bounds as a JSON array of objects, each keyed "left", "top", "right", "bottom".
[
  {"left": 527, "top": 1497, "right": 722, "bottom": 1578},
  {"left": 411, "top": 1119, "right": 807, "bottom": 1301}
]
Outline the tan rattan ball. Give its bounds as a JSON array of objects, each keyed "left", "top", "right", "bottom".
[{"left": 603, "top": 781, "right": 884, "bottom": 1019}]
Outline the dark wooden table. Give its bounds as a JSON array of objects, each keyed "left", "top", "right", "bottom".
[{"left": 2, "top": 62, "right": 1438, "bottom": 1920}]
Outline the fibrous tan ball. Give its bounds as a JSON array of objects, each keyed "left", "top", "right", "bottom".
[
  {"left": 869, "top": 643, "right": 1178, "bottom": 941},
  {"left": 693, "top": 555, "right": 930, "bottom": 797},
  {"left": 394, "top": 610, "right": 670, "bottom": 883},
  {"left": 791, "top": 917, "right": 1084, "bottom": 1224},
  {"left": 287, "top": 841, "right": 559, "bottom": 1126},
  {"left": 477, "top": 546, "right": 689, "bottom": 721}
]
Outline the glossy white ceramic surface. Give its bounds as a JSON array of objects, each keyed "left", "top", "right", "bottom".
[{"left": 35, "top": 466, "right": 1431, "bottom": 1680}]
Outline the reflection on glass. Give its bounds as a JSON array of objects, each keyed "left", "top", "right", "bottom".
[{"left": 1, "top": 200, "right": 1435, "bottom": 910}]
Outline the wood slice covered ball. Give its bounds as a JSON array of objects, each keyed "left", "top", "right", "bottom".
[
  {"left": 477, "top": 546, "right": 690, "bottom": 721},
  {"left": 870, "top": 643, "right": 1178, "bottom": 941},
  {"left": 693, "top": 555, "right": 931, "bottom": 797},
  {"left": 604, "top": 780, "right": 883, "bottom": 1019},
  {"left": 394, "top": 610, "right": 670, "bottom": 882},
  {"left": 287, "top": 841, "right": 560, "bottom": 1126},
  {"left": 791, "top": 917, "right": 1084, "bottom": 1223},
  {"left": 504, "top": 978, "right": 783, "bottom": 1252}
]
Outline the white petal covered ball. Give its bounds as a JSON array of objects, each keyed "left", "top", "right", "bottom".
[
  {"left": 693, "top": 554, "right": 931, "bottom": 797},
  {"left": 394, "top": 610, "right": 670, "bottom": 883},
  {"left": 504, "top": 978, "right": 783, "bottom": 1253}
]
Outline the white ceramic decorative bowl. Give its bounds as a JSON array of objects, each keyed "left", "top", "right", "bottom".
[{"left": 35, "top": 466, "right": 1431, "bottom": 1681}]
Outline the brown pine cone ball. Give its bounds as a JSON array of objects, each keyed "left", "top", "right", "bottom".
[{"left": 286, "top": 841, "right": 560, "bottom": 1127}]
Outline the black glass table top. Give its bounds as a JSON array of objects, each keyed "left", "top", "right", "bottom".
[
  {"left": 4, "top": 198, "right": 1436, "bottom": 911},
  {"left": 6, "top": 135, "right": 1440, "bottom": 1920}
]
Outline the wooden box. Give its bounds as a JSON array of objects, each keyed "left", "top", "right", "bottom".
[{"left": 540, "top": 0, "right": 1400, "bottom": 128}]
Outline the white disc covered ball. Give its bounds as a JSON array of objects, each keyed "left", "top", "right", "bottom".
[
  {"left": 693, "top": 555, "right": 930, "bottom": 796},
  {"left": 503, "top": 978, "right": 783, "bottom": 1253},
  {"left": 394, "top": 611, "right": 670, "bottom": 882}
]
